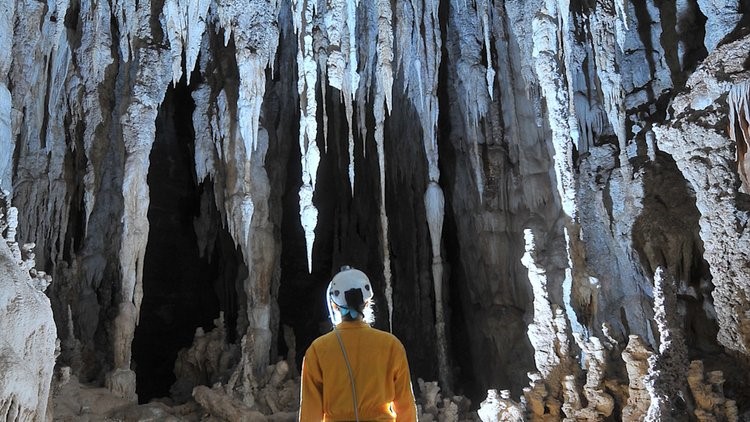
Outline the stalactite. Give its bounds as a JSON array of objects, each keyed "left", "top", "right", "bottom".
[
  {"left": 531, "top": 2, "right": 576, "bottom": 219},
  {"left": 77, "top": 0, "right": 118, "bottom": 229},
  {"left": 480, "top": 1, "right": 495, "bottom": 100},
  {"left": 590, "top": 0, "right": 627, "bottom": 167},
  {"left": 322, "top": 0, "right": 360, "bottom": 192},
  {"left": 217, "top": 0, "right": 280, "bottom": 163},
  {"left": 376, "top": 0, "right": 393, "bottom": 114},
  {"left": 556, "top": 0, "right": 584, "bottom": 160},
  {"left": 9, "top": 0, "right": 74, "bottom": 270},
  {"left": 446, "top": 0, "right": 492, "bottom": 200},
  {"left": 293, "top": 0, "right": 321, "bottom": 273},
  {"left": 373, "top": 67, "right": 393, "bottom": 334},
  {"left": 728, "top": 80, "right": 750, "bottom": 193}
]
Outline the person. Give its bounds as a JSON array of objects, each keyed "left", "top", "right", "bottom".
[{"left": 299, "top": 266, "right": 418, "bottom": 421}]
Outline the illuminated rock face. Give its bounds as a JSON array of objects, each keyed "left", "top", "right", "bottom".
[
  {"left": 2, "top": 0, "right": 750, "bottom": 420},
  {"left": 0, "top": 192, "right": 57, "bottom": 421}
]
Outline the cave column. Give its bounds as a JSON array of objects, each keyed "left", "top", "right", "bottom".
[
  {"left": 402, "top": 0, "right": 451, "bottom": 393},
  {"left": 109, "top": 46, "right": 170, "bottom": 402},
  {"left": 223, "top": 0, "right": 280, "bottom": 384}
]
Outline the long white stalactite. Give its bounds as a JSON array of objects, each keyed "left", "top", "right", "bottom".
[
  {"left": 345, "top": 0, "right": 358, "bottom": 194},
  {"left": 294, "top": 0, "right": 321, "bottom": 273},
  {"left": 532, "top": 2, "right": 576, "bottom": 219},
  {"left": 372, "top": 0, "right": 394, "bottom": 331}
]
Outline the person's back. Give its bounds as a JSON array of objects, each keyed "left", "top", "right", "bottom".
[{"left": 299, "top": 267, "right": 418, "bottom": 422}]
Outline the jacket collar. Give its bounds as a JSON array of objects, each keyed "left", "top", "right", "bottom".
[{"left": 335, "top": 320, "right": 369, "bottom": 329}]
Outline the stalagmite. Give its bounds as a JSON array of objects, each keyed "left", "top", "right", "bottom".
[
  {"left": 425, "top": 181, "right": 450, "bottom": 392},
  {"left": 478, "top": 389, "right": 524, "bottom": 422},
  {"left": 644, "top": 267, "right": 689, "bottom": 419},
  {"left": 562, "top": 336, "right": 614, "bottom": 420},
  {"left": 687, "top": 360, "right": 739, "bottom": 421},
  {"left": 374, "top": 87, "right": 394, "bottom": 332},
  {"left": 621, "top": 335, "right": 653, "bottom": 421},
  {"left": 192, "top": 385, "right": 267, "bottom": 421},
  {"left": 171, "top": 314, "right": 236, "bottom": 403},
  {"left": 521, "top": 229, "right": 575, "bottom": 399},
  {"left": 523, "top": 372, "right": 562, "bottom": 421}
]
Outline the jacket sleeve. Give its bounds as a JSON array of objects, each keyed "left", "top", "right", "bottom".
[
  {"left": 300, "top": 344, "right": 324, "bottom": 422},
  {"left": 392, "top": 342, "right": 418, "bottom": 422}
]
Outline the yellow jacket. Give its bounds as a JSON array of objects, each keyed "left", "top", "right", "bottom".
[{"left": 299, "top": 321, "right": 418, "bottom": 421}]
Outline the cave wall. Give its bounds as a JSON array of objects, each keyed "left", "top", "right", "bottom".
[
  {"left": 0, "top": 192, "right": 57, "bottom": 422},
  {"left": 3, "top": 0, "right": 750, "bottom": 418}
]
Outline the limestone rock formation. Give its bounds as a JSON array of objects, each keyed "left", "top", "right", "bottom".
[
  {"left": 2, "top": 0, "right": 750, "bottom": 420},
  {"left": 0, "top": 191, "right": 57, "bottom": 420}
]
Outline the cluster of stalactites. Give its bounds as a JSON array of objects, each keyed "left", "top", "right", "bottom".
[{"left": 290, "top": 0, "right": 404, "bottom": 274}]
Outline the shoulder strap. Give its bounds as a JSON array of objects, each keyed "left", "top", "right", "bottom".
[{"left": 333, "top": 327, "right": 360, "bottom": 422}]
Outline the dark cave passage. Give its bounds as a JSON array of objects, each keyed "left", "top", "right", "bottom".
[{"left": 132, "top": 77, "right": 235, "bottom": 404}]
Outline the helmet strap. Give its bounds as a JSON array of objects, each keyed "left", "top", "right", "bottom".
[{"left": 339, "top": 306, "right": 359, "bottom": 319}]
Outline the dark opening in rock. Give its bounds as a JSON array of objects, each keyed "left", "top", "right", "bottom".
[{"left": 132, "top": 75, "right": 229, "bottom": 403}]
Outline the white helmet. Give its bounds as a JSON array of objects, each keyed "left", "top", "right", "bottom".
[
  {"left": 327, "top": 266, "right": 373, "bottom": 307},
  {"left": 326, "top": 266, "right": 373, "bottom": 324}
]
